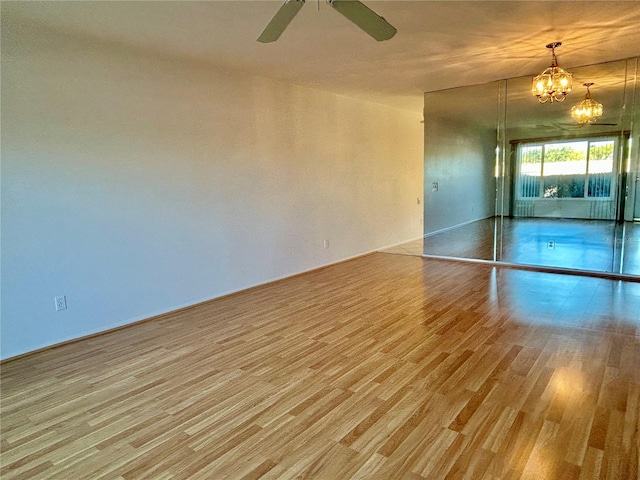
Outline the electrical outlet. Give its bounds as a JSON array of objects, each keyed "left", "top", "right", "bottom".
[
  {"left": 547, "top": 240, "right": 555, "bottom": 250},
  {"left": 55, "top": 295, "right": 67, "bottom": 311},
  {"left": 323, "top": 239, "right": 329, "bottom": 249}
]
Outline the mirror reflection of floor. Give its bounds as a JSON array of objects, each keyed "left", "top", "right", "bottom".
[{"left": 381, "top": 218, "right": 640, "bottom": 277}]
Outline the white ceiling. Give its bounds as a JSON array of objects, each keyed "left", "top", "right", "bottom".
[{"left": 3, "top": 1, "right": 640, "bottom": 113}]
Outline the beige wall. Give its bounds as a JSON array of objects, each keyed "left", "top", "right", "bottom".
[
  {"left": 1, "top": 21, "right": 423, "bottom": 359},
  {"left": 423, "top": 120, "right": 497, "bottom": 235},
  {"left": 423, "top": 82, "right": 500, "bottom": 237}
]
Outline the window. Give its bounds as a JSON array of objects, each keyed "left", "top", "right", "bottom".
[{"left": 516, "top": 137, "right": 615, "bottom": 199}]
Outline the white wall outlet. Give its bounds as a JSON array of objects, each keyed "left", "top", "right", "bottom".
[
  {"left": 323, "top": 239, "right": 329, "bottom": 249},
  {"left": 547, "top": 240, "right": 555, "bottom": 250},
  {"left": 55, "top": 295, "right": 67, "bottom": 311},
  {"left": 432, "top": 182, "right": 439, "bottom": 192}
]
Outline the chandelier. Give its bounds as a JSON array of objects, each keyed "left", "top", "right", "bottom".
[
  {"left": 532, "top": 42, "right": 573, "bottom": 103},
  {"left": 571, "top": 83, "right": 603, "bottom": 124}
]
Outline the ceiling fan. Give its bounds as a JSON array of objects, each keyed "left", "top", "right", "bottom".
[{"left": 257, "top": 0, "right": 397, "bottom": 43}]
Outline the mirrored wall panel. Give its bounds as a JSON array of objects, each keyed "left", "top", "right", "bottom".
[
  {"left": 424, "top": 57, "right": 640, "bottom": 278},
  {"left": 423, "top": 81, "right": 502, "bottom": 261}
]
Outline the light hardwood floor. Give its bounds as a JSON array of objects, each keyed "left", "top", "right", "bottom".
[{"left": 1, "top": 253, "right": 639, "bottom": 479}]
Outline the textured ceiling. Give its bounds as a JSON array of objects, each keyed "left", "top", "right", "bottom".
[{"left": 3, "top": 1, "right": 640, "bottom": 113}]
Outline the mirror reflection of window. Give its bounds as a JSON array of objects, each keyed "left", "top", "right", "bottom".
[
  {"left": 519, "top": 145, "right": 542, "bottom": 197},
  {"left": 542, "top": 141, "right": 588, "bottom": 198},
  {"left": 587, "top": 141, "right": 614, "bottom": 197},
  {"left": 516, "top": 137, "right": 615, "bottom": 201}
]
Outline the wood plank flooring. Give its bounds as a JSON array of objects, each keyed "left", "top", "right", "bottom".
[{"left": 1, "top": 253, "right": 639, "bottom": 479}]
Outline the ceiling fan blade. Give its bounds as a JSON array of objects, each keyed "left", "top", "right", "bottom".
[
  {"left": 258, "top": 0, "right": 305, "bottom": 43},
  {"left": 328, "top": 0, "right": 396, "bottom": 41}
]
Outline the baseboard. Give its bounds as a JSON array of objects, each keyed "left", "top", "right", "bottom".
[
  {"left": 425, "top": 215, "right": 494, "bottom": 237},
  {"left": 378, "top": 233, "right": 426, "bottom": 250},
  {"left": 0, "top": 250, "right": 380, "bottom": 364}
]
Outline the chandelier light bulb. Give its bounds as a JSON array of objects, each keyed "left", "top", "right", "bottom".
[{"left": 532, "top": 42, "right": 573, "bottom": 103}]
